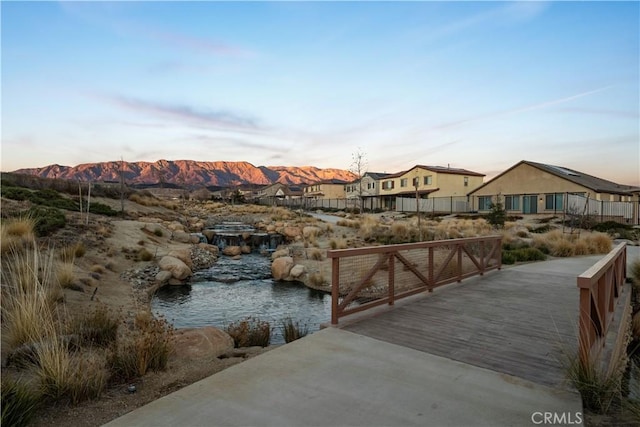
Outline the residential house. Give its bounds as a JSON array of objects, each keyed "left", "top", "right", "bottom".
[
  {"left": 345, "top": 172, "right": 391, "bottom": 211},
  {"left": 255, "top": 182, "right": 303, "bottom": 205},
  {"left": 468, "top": 160, "right": 638, "bottom": 223},
  {"left": 302, "top": 179, "right": 349, "bottom": 209},
  {"left": 378, "top": 165, "right": 485, "bottom": 210}
]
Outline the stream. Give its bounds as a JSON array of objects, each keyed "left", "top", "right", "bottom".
[{"left": 151, "top": 254, "right": 332, "bottom": 344}]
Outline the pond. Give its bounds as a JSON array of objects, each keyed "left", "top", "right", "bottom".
[{"left": 151, "top": 254, "right": 332, "bottom": 344}]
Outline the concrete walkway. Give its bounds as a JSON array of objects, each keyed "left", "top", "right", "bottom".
[
  {"left": 106, "top": 327, "right": 582, "bottom": 427},
  {"left": 105, "top": 247, "right": 640, "bottom": 427}
]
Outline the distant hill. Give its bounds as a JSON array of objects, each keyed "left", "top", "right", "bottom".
[{"left": 12, "top": 160, "right": 357, "bottom": 187}]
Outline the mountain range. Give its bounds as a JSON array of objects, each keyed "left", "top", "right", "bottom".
[{"left": 12, "top": 160, "right": 357, "bottom": 188}]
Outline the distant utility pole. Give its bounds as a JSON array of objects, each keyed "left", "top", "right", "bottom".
[{"left": 415, "top": 171, "right": 422, "bottom": 241}]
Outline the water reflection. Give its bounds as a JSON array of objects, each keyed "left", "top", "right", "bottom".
[{"left": 151, "top": 254, "right": 331, "bottom": 344}]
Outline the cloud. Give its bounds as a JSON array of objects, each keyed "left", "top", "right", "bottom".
[
  {"left": 432, "top": 86, "right": 613, "bottom": 131},
  {"left": 149, "top": 30, "right": 255, "bottom": 58},
  {"left": 103, "top": 94, "right": 263, "bottom": 132}
]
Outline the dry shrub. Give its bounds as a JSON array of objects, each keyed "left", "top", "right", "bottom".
[
  {"left": 137, "top": 248, "right": 154, "bottom": 262},
  {"left": 308, "top": 272, "right": 326, "bottom": 287},
  {"left": 1, "top": 377, "right": 41, "bottom": 426},
  {"left": 309, "top": 249, "right": 323, "bottom": 261},
  {"left": 68, "top": 304, "right": 120, "bottom": 347},
  {"left": 280, "top": 317, "right": 309, "bottom": 343},
  {"left": 226, "top": 317, "right": 271, "bottom": 348},
  {"left": 552, "top": 238, "right": 575, "bottom": 257},
  {"left": 95, "top": 225, "right": 111, "bottom": 238},
  {"left": 391, "top": 222, "right": 409, "bottom": 240},
  {"left": 1, "top": 216, "right": 36, "bottom": 254},
  {"left": 584, "top": 232, "right": 612, "bottom": 254},
  {"left": 573, "top": 240, "right": 590, "bottom": 256},
  {"left": 59, "top": 242, "right": 86, "bottom": 263},
  {"left": 36, "top": 338, "right": 108, "bottom": 404},
  {"left": 110, "top": 314, "right": 174, "bottom": 380},
  {"left": 1, "top": 247, "right": 61, "bottom": 348},
  {"left": 329, "top": 238, "right": 348, "bottom": 250},
  {"left": 90, "top": 264, "right": 106, "bottom": 274},
  {"left": 56, "top": 262, "right": 76, "bottom": 288}
]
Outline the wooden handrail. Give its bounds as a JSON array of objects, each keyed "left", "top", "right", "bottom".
[
  {"left": 576, "top": 242, "right": 627, "bottom": 367},
  {"left": 327, "top": 235, "right": 502, "bottom": 324}
]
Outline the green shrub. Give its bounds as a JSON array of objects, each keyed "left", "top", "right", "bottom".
[
  {"left": 530, "top": 224, "right": 553, "bottom": 234},
  {"left": 2, "top": 186, "right": 34, "bottom": 201},
  {"left": 226, "top": 317, "right": 272, "bottom": 348},
  {"left": 280, "top": 317, "right": 309, "bottom": 343},
  {"left": 486, "top": 197, "right": 506, "bottom": 229},
  {"left": 154, "top": 227, "right": 164, "bottom": 237},
  {"left": 591, "top": 221, "right": 632, "bottom": 232},
  {"left": 1, "top": 378, "right": 40, "bottom": 427},
  {"left": 87, "top": 202, "right": 119, "bottom": 216},
  {"left": 502, "top": 251, "right": 516, "bottom": 265},
  {"left": 138, "top": 248, "right": 154, "bottom": 261},
  {"left": 28, "top": 206, "right": 66, "bottom": 236}
]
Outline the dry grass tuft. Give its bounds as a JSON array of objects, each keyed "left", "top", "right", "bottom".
[
  {"left": 1, "top": 216, "right": 36, "bottom": 254},
  {"left": 308, "top": 249, "right": 323, "bottom": 261},
  {"left": 308, "top": 272, "right": 326, "bottom": 287},
  {"left": 56, "top": 262, "right": 76, "bottom": 288}
]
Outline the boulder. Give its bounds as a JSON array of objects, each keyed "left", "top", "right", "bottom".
[
  {"left": 173, "top": 327, "right": 234, "bottom": 360},
  {"left": 283, "top": 226, "right": 301, "bottom": 239},
  {"left": 266, "top": 224, "right": 276, "bottom": 232},
  {"left": 190, "top": 234, "right": 201, "bottom": 244},
  {"left": 223, "top": 246, "right": 242, "bottom": 257},
  {"left": 289, "top": 264, "right": 306, "bottom": 279},
  {"left": 271, "top": 249, "right": 289, "bottom": 260},
  {"left": 198, "top": 242, "right": 219, "bottom": 256},
  {"left": 155, "top": 270, "right": 173, "bottom": 285},
  {"left": 158, "top": 256, "right": 192, "bottom": 280},
  {"left": 173, "top": 231, "right": 192, "bottom": 244},
  {"left": 241, "top": 245, "right": 252, "bottom": 254},
  {"left": 168, "top": 248, "right": 193, "bottom": 269},
  {"left": 232, "top": 255, "right": 242, "bottom": 260},
  {"left": 167, "top": 222, "right": 185, "bottom": 232},
  {"left": 272, "top": 256, "right": 294, "bottom": 281}
]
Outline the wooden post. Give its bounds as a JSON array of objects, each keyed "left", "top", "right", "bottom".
[
  {"left": 389, "top": 254, "right": 395, "bottom": 306},
  {"left": 331, "top": 257, "right": 340, "bottom": 325}
]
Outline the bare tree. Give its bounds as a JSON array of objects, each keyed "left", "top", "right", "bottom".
[{"left": 350, "top": 147, "right": 368, "bottom": 213}]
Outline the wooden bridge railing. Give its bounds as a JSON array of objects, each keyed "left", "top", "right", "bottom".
[
  {"left": 327, "top": 235, "right": 502, "bottom": 325},
  {"left": 577, "top": 242, "right": 628, "bottom": 368}
]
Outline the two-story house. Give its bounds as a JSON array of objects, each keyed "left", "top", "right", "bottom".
[
  {"left": 345, "top": 172, "right": 391, "bottom": 211},
  {"left": 379, "top": 165, "right": 485, "bottom": 210}
]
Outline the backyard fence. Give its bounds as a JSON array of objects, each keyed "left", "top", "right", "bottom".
[{"left": 566, "top": 194, "right": 638, "bottom": 225}]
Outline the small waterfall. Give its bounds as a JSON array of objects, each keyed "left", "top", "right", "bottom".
[{"left": 205, "top": 222, "right": 284, "bottom": 253}]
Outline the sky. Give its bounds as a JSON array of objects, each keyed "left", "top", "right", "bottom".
[{"left": 1, "top": 1, "right": 639, "bottom": 185}]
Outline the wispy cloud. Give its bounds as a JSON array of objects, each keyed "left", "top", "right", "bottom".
[
  {"left": 432, "top": 86, "right": 613, "bottom": 131},
  {"left": 102, "top": 94, "right": 263, "bottom": 132},
  {"left": 148, "top": 30, "right": 255, "bottom": 58}
]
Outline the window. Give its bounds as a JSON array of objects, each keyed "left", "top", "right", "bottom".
[
  {"left": 545, "top": 193, "right": 564, "bottom": 210},
  {"left": 367, "top": 183, "right": 371, "bottom": 190},
  {"left": 412, "top": 177, "right": 419, "bottom": 187},
  {"left": 382, "top": 180, "right": 394, "bottom": 190},
  {"left": 424, "top": 176, "right": 432, "bottom": 185},
  {"left": 400, "top": 178, "right": 408, "bottom": 188},
  {"left": 464, "top": 177, "right": 469, "bottom": 187},
  {"left": 504, "top": 195, "right": 520, "bottom": 211},
  {"left": 478, "top": 196, "right": 493, "bottom": 210}
]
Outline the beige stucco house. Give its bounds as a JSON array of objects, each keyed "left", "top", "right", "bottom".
[
  {"left": 302, "top": 179, "right": 348, "bottom": 200},
  {"left": 378, "top": 165, "right": 485, "bottom": 210},
  {"left": 468, "top": 161, "right": 638, "bottom": 222}
]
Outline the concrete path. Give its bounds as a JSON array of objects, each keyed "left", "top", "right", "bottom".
[
  {"left": 102, "top": 247, "right": 640, "bottom": 427},
  {"left": 106, "top": 327, "right": 582, "bottom": 427}
]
